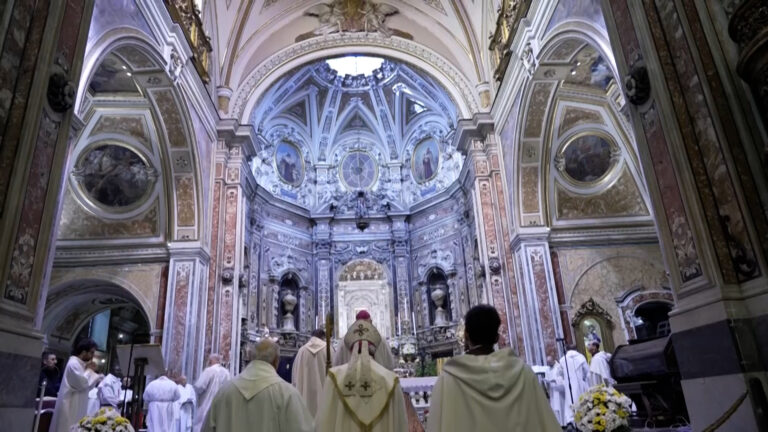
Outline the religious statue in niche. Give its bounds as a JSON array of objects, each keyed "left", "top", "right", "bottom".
[
  {"left": 297, "top": 0, "right": 413, "bottom": 41},
  {"left": 559, "top": 134, "right": 616, "bottom": 183},
  {"left": 275, "top": 141, "right": 304, "bottom": 186},
  {"left": 73, "top": 144, "right": 156, "bottom": 208},
  {"left": 412, "top": 138, "right": 440, "bottom": 184}
]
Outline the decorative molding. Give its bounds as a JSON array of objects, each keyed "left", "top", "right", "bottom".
[{"left": 571, "top": 297, "right": 613, "bottom": 327}]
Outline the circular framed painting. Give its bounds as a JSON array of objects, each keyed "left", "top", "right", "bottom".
[
  {"left": 560, "top": 134, "right": 616, "bottom": 184},
  {"left": 411, "top": 138, "right": 440, "bottom": 184},
  {"left": 74, "top": 143, "right": 155, "bottom": 210},
  {"left": 274, "top": 141, "right": 304, "bottom": 186},
  {"left": 341, "top": 151, "right": 377, "bottom": 190}
]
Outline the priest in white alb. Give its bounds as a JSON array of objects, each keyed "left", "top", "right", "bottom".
[
  {"left": 193, "top": 354, "right": 231, "bottom": 432},
  {"left": 316, "top": 318, "right": 408, "bottom": 432},
  {"left": 333, "top": 310, "right": 396, "bottom": 370},
  {"left": 175, "top": 375, "right": 196, "bottom": 432},
  {"left": 427, "top": 305, "right": 560, "bottom": 432},
  {"left": 143, "top": 372, "right": 181, "bottom": 431},
  {"left": 292, "top": 328, "right": 330, "bottom": 417},
  {"left": 544, "top": 355, "right": 565, "bottom": 426},
  {"left": 587, "top": 340, "right": 615, "bottom": 386},
  {"left": 50, "top": 338, "right": 104, "bottom": 432},
  {"left": 557, "top": 343, "right": 590, "bottom": 426},
  {"left": 202, "top": 339, "right": 314, "bottom": 432}
]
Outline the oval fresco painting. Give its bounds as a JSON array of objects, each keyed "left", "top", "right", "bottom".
[
  {"left": 562, "top": 135, "right": 613, "bottom": 183},
  {"left": 77, "top": 144, "right": 154, "bottom": 208},
  {"left": 412, "top": 138, "right": 439, "bottom": 184},
  {"left": 275, "top": 141, "right": 304, "bottom": 186}
]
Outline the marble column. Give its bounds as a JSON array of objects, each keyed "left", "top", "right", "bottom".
[
  {"left": 203, "top": 122, "right": 256, "bottom": 372},
  {"left": 162, "top": 246, "right": 209, "bottom": 379},
  {"left": 0, "top": 1, "right": 93, "bottom": 428},
  {"left": 392, "top": 217, "right": 413, "bottom": 335},
  {"left": 511, "top": 232, "right": 563, "bottom": 365},
  {"left": 603, "top": 1, "right": 768, "bottom": 429},
  {"left": 458, "top": 115, "right": 522, "bottom": 352},
  {"left": 730, "top": 0, "right": 768, "bottom": 168},
  {"left": 313, "top": 219, "right": 332, "bottom": 327}
]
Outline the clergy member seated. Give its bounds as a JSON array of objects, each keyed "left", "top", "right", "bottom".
[
  {"left": 316, "top": 318, "right": 408, "bottom": 432},
  {"left": 144, "top": 371, "right": 181, "bottom": 432},
  {"left": 203, "top": 339, "right": 314, "bottom": 432},
  {"left": 427, "top": 305, "right": 560, "bottom": 432},
  {"left": 292, "top": 328, "right": 330, "bottom": 417},
  {"left": 587, "top": 340, "right": 615, "bottom": 386},
  {"left": 333, "top": 310, "right": 396, "bottom": 370}
]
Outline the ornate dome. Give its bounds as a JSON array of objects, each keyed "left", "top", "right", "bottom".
[{"left": 249, "top": 56, "right": 463, "bottom": 212}]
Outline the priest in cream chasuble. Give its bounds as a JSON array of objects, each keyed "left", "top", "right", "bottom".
[{"left": 316, "top": 319, "right": 408, "bottom": 432}]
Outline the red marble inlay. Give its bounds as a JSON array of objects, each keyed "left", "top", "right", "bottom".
[
  {"left": 171, "top": 264, "right": 191, "bottom": 370},
  {"left": 204, "top": 180, "right": 222, "bottom": 359},
  {"left": 218, "top": 187, "right": 240, "bottom": 362},
  {"left": 530, "top": 249, "right": 557, "bottom": 361},
  {"left": 155, "top": 264, "right": 169, "bottom": 345}
]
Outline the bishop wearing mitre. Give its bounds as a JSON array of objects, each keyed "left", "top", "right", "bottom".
[
  {"left": 292, "top": 328, "right": 331, "bottom": 417},
  {"left": 316, "top": 318, "right": 408, "bottom": 432},
  {"left": 333, "top": 310, "right": 396, "bottom": 370}
]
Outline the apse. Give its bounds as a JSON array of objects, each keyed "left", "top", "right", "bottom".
[{"left": 241, "top": 55, "right": 477, "bottom": 363}]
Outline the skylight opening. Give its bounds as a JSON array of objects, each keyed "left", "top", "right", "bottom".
[{"left": 326, "top": 56, "right": 384, "bottom": 76}]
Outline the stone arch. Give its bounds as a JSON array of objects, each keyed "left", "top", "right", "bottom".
[
  {"left": 71, "top": 35, "right": 204, "bottom": 242},
  {"left": 230, "top": 35, "right": 479, "bottom": 122},
  {"left": 568, "top": 255, "right": 669, "bottom": 346},
  {"left": 43, "top": 278, "right": 153, "bottom": 355},
  {"left": 615, "top": 287, "right": 675, "bottom": 340},
  {"left": 336, "top": 259, "right": 394, "bottom": 339}
]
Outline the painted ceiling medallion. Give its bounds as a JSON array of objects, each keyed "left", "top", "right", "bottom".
[
  {"left": 72, "top": 144, "right": 157, "bottom": 210},
  {"left": 341, "top": 151, "right": 377, "bottom": 190},
  {"left": 557, "top": 134, "right": 618, "bottom": 184},
  {"left": 297, "top": 0, "right": 413, "bottom": 42},
  {"left": 275, "top": 141, "right": 305, "bottom": 186}
]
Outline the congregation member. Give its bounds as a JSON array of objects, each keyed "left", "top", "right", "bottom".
[
  {"left": 292, "top": 328, "right": 330, "bottom": 417},
  {"left": 143, "top": 372, "right": 181, "bottom": 432},
  {"left": 587, "top": 340, "right": 615, "bottom": 386},
  {"left": 39, "top": 351, "right": 61, "bottom": 397},
  {"left": 175, "top": 375, "right": 197, "bottom": 432},
  {"left": 193, "top": 353, "right": 231, "bottom": 432},
  {"left": 202, "top": 339, "right": 314, "bottom": 432},
  {"left": 316, "top": 317, "right": 408, "bottom": 432},
  {"left": 426, "top": 305, "right": 560, "bottom": 432},
  {"left": 558, "top": 343, "right": 590, "bottom": 427},
  {"left": 50, "top": 338, "right": 104, "bottom": 432}
]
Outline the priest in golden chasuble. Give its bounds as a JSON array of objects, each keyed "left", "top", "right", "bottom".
[{"left": 316, "top": 318, "right": 408, "bottom": 432}]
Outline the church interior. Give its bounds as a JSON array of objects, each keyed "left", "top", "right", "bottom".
[{"left": 1, "top": 0, "right": 768, "bottom": 430}]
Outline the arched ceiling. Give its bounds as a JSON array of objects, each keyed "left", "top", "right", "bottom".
[
  {"left": 250, "top": 57, "right": 463, "bottom": 212},
  {"left": 204, "top": 0, "right": 494, "bottom": 117}
]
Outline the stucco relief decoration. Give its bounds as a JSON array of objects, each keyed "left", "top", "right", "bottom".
[
  {"left": 417, "top": 248, "right": 455, "bottom": 278},
  {"left": 571, "top": 297, "right": 613, "bottom": 328},
  {"left": 298, "top": 0, "right": 412, "bottom": 41},
  {"left": 72, "top": 144, "right": 157, "bottom": 210},
  {"left": 268, "top": 249, "right": 311, "bottom": 282}
]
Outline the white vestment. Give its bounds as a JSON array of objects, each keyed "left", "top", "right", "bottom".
[
  {"left": 193, "top": 364, "right": 231, "bottom": 432},
  {"left": 317, "top": 342, "right": 408, "bottom": 432},
  {"left": 292, "top": 336, "right": 329, "bottom": 417},
  {"left": 50, "top": 356, "right": 102, "bottom": 432},
  {"left": 175, "top": 383, "right": 196, "bottom": 432},
  {"left": 544, "top": 364, "right": 566, "bottom": 426},
  {"left": 557, "top": 350, "right": 590, "bottom": 424},
  {"left": 144, "top": 376, "right": 181, "bottom": 432},
  {"left": 427, "top": 349, "right": 561, "bottom": 432},
  {"left": 98, "top": 374, "right": 123, "bottom": 408},
  {"left": 333, "top": 338, "right": 395, "bottom": 370},
  {"left": 202, "top": 360, "right": 314, "bottom": 432},
  {"left": 589, "top": 351, "right": 615, "bottom": 386}
]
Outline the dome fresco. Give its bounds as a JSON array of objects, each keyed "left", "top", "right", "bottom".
[{"left": 249, "top": 57, "right": 463, "bottom": 212}]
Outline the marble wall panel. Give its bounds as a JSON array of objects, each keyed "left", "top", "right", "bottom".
[
  {"left": 524, "top": 83, "right": 555, "bottom": 138},
  {"left": 91, "top": 115, "right": 150, "bottom": 148},
  {"left": 554, "top": 245, "right": 669, "bottom": 345},
  {"left": 204, "top": 180, "right": 222, "bottom": 358},
  {"left": 169, "top": 263, "right": 191, "bottom": 369},
  {"left": 558, "top": 107, "right": 605, "bottom": 137},
  {"left": 609, "top": 0, "right": 703, "bottom": 284},
  {"left": 175, "top": 175, "right": 196, "bottom": 228},
  {"left": 555, "top": 167, "right": 649, "bottom": 219},
  {"left": 521, "top": 166, "right": 540, "bottom": 214},
  {"left": 153, "top": 89, "right": 186, "bottom": 148},
  {"left": 57, "top": 188, "right": 159, "bottom": 239}
]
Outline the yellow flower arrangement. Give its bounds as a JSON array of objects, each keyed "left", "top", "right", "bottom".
[
  {"left": 572, "top": 384, "right": 633, "bottom": 432},
  {"left": 70, "top": 407, "right": 135, "bottom": 432}
]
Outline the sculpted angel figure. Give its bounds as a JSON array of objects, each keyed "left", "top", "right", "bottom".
[
  {"left": 359, "top": 1, "right": 398, "bottom": 36},
  {"left": 305, "top": 1, "right": 345, "bottom": 36}
]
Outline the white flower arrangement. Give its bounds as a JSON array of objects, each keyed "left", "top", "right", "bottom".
[
  {"left": 71, "top": 407, "right": 135, "bottom": 432},
  {"left": 573, "top": 385, "right": 633, "bottom": 432}
]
